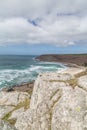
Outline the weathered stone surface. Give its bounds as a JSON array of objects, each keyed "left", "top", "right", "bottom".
[
  {"left": 15, "top": 70, "right": 87, "bottom": 130},
  {"left": 0, "top": 120, "right": 17, "bottom": 130},
  {"left": 0, "top": 106, "right": 14, "bottom": 119},
  {"left": 51, "top": 86, "right": 87, "bottom": 130},
  {"left": 0, "top": 91, "right": 30, "bottom": 121},
  {"left": 0, "top": 68, "right": 86, "bottom": 130},
  {"left": 38, "top": 72, "right": 74, "bottom": 81},
  {"left": 9, "top": 107, "right": 24, "bottom": 120},
  {"left": 60, "top": 67, "right": 86, "bottom": 75},
  {"left": 78, "top": 75, "right": 87, "bottom": 91},
  {"left": 0, "top": 91, "right": 30, "bottom": 106}
]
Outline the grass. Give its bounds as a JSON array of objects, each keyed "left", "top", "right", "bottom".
[
  {"left": 2, "top": 112, "right": 12, "bottom": 120},
  {"left": 15, "top": 98, "right": 30, "bottom": 110},
  {"left": 67, "top": 79, "right": 78, "bottom": 88},
  {"left": 7, "top": 119, "right": 16, "bottom": 125}
]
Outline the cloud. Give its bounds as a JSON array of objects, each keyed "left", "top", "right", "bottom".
[{"left": 0, "top": 0, "right": 87, "bottom": 46}]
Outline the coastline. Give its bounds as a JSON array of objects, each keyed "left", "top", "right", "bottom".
[
  {"left": 36, "top": 54, "right": 87, "bottom": 67},
  {"left": 36, "top": 57, "right": 83, "bottom": 69},
  {"left": 2, "top": 81, "right": 34, "bottom": 94},
  {"left": 2, "top": 66, "right": 83, "bottom": 93},
  {"left": 2, "top": 55, "right": 84, "bottom": 92},
  {"left": 0, "top": 60, "right": 87, "bottom": 129}
]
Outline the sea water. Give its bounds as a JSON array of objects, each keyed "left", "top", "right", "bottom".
[{"left": 0, "top": 55, "right": 65, "bottom": 89}]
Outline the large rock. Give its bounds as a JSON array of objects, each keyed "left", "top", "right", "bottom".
[{"left": 15, "top": 71, "right": 87, "bottom": 130}]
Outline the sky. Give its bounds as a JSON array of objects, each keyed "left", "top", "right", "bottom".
[{"left": 0, "top": 0, "right": 87, "bottom": 55}]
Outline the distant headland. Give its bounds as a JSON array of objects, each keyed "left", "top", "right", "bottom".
[{"left": 36, "top": 54, "right": 87, "bottom": 67}]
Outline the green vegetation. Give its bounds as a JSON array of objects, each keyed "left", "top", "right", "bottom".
[
  {"left": 2, "top": 112, "right": 12, "bottom": 121},
  {"left": 15, "top": 98, "right": 30, "bottom": 110},
  {"left": 67, "top": 79, "right": 78, "bottom": 88},
  {"left": 7, "top": 119, "right": 16, "bottom": 125}
]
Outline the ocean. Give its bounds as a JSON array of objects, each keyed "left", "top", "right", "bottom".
[{"left": 0, "top": 55, "right": 65, "bottom": 89}]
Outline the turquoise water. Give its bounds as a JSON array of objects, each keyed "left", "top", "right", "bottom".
[{"left": 0, "top": 55, "right": 65, "bottom": 89}]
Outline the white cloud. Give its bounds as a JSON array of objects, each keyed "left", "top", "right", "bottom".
[{"left": 0, "top": 0, "right": 87, "bottom": 46}]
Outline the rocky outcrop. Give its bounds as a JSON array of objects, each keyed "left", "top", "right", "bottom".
[
  {"left": 15, "top": 67, "right": 87, "bottom": 130},
  {"left": 0, "top": 67, "right": 87, "bottom": 130}
]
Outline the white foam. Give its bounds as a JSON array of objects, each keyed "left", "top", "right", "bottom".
[
  {"left": 29, "top": 65, "right": 42, "bottom": 71},
  {"left": 38, "top": 61, "right": 59, "bottom": 65},
  {"left": 0, "top": 62, "right": 65, "bottom": 88}
]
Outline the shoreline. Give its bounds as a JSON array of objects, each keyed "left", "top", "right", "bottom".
[
  {"left": 2, "top": 54, "right": 86, "bottom": 92},
  {"left": 36, "top": 54, "right": 87, "bottom": 67},
  {"left": 2, "top": 64, "right": 82, "bottom": 93},
  {"left": 36, "top": 56, "right": 83, "bottom": 69},
  {"left": 1, "top": 61, "right": 66, "bottom": 92},
  {"left": 2, "top": 81, "right": 34, "bottom": 93},
  {"left": 59, "top": 62, "right": 82, "bottom": 68}
]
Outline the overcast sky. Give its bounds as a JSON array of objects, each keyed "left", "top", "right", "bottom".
[{"left": 0, "top": 0, "right": 87, "bottom": 54}]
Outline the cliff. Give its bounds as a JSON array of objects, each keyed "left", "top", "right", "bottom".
[
  {"left": 0, "top": 67, "right": 87, "bottom": 130},
  {"left": 36, "top": 54, "right": 87, "bottom": 66}
]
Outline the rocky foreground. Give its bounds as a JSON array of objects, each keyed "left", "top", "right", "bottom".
[{"left": 0, "top": 67, "right": 87, "bottom": 130}]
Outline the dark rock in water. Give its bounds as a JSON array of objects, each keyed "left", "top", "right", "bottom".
[
  {"left": 7, "top": 88, "right": 14, "bottom": 92},
  {"left": 0, "top": 120, "right": 17, "bottom": 130}
]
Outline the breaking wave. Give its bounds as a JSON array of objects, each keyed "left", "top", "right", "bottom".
[{"left": 0, "top": 56, "right": 66, "bottom": 88}]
